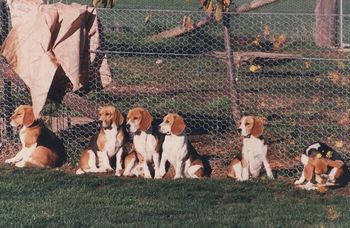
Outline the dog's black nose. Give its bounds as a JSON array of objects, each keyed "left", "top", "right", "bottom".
[
  {"left": 126, "top": 124, "right": 130, "bottom": 129},
  {"left": 236, "top": 128, "right": 242, "bottom": 133}
]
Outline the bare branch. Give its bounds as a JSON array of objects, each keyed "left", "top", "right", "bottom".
[
  {"left": 148, "top": 0, "right": 279, "bottom": 40},
  {"left": 235, "top": 0, "right": 279, "bottom": 13}
]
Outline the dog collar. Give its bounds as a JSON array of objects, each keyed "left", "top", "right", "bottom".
[{"left": 26, "top": 119, "right": 43, "bottom": 128}]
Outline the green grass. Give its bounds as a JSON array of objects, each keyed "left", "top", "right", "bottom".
[{"left": 0, "top": 166, "right": 350, "bottom": 227}]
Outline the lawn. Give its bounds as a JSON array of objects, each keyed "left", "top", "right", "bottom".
[
  {"left": 1, "top": 0, "right": 350, "bottom": 177},
  {"left": 0, "top": 166, "right": 349, "bottom": 227}
]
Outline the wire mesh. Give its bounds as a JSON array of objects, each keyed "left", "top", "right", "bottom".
[{"left": 1, "top": 0, "right": 350, "bottom": 178}]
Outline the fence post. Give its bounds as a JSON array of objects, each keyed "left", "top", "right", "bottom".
[
  {"left": 222, "top": 12, "right": 241, "bottom": 125},
  {"left": 3, "top": 79, "right": 14, "bottom": 139},
  {"left": 0, "top": 1, "right": 9, "bottom": 45}
]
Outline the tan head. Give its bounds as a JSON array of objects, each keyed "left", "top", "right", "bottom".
[
  {"left": 237, "top": 116, "right": 266, "bottom": 138},
  {"left": 126, "top": 107, "right": 153, "bottom": 134},
  {"left": 99, "top": 105, "right": 124, "bottom": 129},
  {"left": 10, "top": 105, "right": 35, "bottom": 127},
  {"left": 159, "top": 113, "right": 186, "bottom": 136}
]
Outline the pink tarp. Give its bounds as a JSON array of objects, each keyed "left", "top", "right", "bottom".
[{"left": 1, "top": 0, "right": 111, "bottom": 117}]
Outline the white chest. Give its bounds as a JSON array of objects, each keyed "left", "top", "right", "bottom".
[
  {"left": 163, "top": 135, "right": 188, "bottom": 165},
  {"left": 242, "top": 137, "right": 267, "bottom": 166},
  {"left": 133, "top": 132, "right": 157, "bottom": 160},
  {"left": 19, "top": 127, "right": 27, "bottom": 147},
  {"left": 103, "top": 127, "right": 118, "bottom": 158}
]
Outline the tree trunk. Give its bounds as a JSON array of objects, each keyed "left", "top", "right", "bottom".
[
  {"left": 222, "top": 13, "right": 241, "bottom": 125},
  {"left": 314, "top": 0, "right": 337, "bottom": 47}
]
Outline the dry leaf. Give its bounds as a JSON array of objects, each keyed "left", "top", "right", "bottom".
[
  {"left": 338, "top": 115, "right": 349, "bottom": 125},
  {"left": 223, "top": 0, "right": 230, "bottom": 6},
  {"left": 337, "top": 61, "right": 345, "bottom": 70},
  {"left": 144, "top": 15, "right": 151, "bottom": 24},
  {"left": 272, "top": 33, "right": 286, "bottom": 50},
  {"left": 182, "top": 15, "right": 193, "bottom": 31},
  {"left": 334, "top": 140, "right": 343, "bottom": 148},
  {"left": 263, "top": 25, "right": 270, "bottom": 39},
  {"left": 304, "top": 61, "right": 311, "bottom": 69},
  {"left": 252, "top": 35, "right": 261, "bottom": 47},
  {"left": 327, "top": 206, "right": 341, "bottom": 221},
  {"left": 223, "top": 0, "right": 231, "bottom": 11},
  {"left": 215, "top": 3, "right": 222, "bottom": 21},
  {"left": 328, "top": 71, "right": 349, "bottom": 85},
  {"left": 205, "top": 0, "right": 213, "bottom": 16},
  {"left": 328, "top": 71, "right": 341, "bottom": 83}
]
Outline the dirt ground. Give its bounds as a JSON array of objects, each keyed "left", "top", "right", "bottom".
[{"left": 1, "top": 139, "right": 350, "bottom": 196}]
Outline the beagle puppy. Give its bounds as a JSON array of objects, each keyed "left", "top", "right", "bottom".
[
  {"left": 294, "top": 142, "right": 350, "bottom": 190},
  {"left": 126, "top": 107, "right": 161, "bottom": 179},
  {"left": 158, "top": 113, "right": 205, "bottom": 179},
  {"left": 76, "top": 105, "right": 125, "bottom": 175},
  {"left": 227, "top": 116, "right": 274, "bottom": 180},
  {"left": 5, "top": 105, "right": 65, "bottom": 168}
]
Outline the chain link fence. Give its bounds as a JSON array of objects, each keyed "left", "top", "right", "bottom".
[{"left": 1, "top": 0, "right": 350, "bottom": 178}]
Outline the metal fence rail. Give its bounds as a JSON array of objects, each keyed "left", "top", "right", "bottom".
[{"left": 1, "top": 2, "right": 350, "bottom": 178}]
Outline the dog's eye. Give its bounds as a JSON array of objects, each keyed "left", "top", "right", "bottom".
[
  {"left": 245, "top": 123, "right": 249, "bottom": 126},
  {"left": 165, "top": 120, "right": 169, "bottom": 123},
  {"left": 133, "top": 117, "right": 138, "bottom": 120}
]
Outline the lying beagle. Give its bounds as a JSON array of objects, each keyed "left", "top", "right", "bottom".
[
  {"left": 294, "top": 142, "right": 350, "bottom": 190},
  {"left": 126, "top": 107, "right": 161, "bottom": 179},
  {"left": 158, "top": 113, "right": 205, "bottom": 179},
  {"left": 5, "top": 105, "right": 66, "bottom": 168},
  {"left": 227, "top": 116, "right": 274, "bottom": 180},
  {"left": 76, "top": 105, "right": 125, "bottom": 175}
]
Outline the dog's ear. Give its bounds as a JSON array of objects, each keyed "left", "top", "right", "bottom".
[
  {"left": 251, "top": 117, "right": 265, "bottom": 138},
  {"left": 171, "top": 114, "right": 186, "bottom": 136},
  {"left": 115, "top": 109, "right": 124, "bottom": 127},
  {"left": 139, "top": 109, "right": 153, "bottom": 132},
  {"left": 23, "top": 106, "right": 35, "bottom": 126}
]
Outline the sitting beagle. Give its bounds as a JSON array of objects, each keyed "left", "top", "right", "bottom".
[
  {"left": 157, "top": 113, "right": 205, "bottom": 179},
  {"left": 126, "top": 107, "right": 161, "bottom": 179},
  {"left": 227, "top": 116, "right": 274, "bottom": 180},
  {"left": 294, "top": 142, "right": 350, "bottom": 190},
  {"left": 5, "top": 105, "right": 66, "bottom": 168},
  {"left": 76, "top": 105, "right": 125, "bottom": 175}
]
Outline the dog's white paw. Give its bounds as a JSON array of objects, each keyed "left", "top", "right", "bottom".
[
  {"left": 115, "top": 169, "right": 123, "bottom": 177},
  {"left": 5, "top": 158, "right": 15, "bottom": 164},
  {"left": 294, "top": 179, "right": 304, "bottom": 185},
  {"left": 304, "top": 182, "right": 317, "bottom": 190},
  {"left": 154, "top": 174, "right": 163, "bottom": 179},
  {"left": 154, "top": 170, "right": 165, "bottom": 179},
  {"left": 15, "top": 161, "right": 26, "bottom": 168},
  {"left": 144, "top": 174, "right": 152, "bottom": 179},
  {"left": 174, "top": 175, "right": 184, "bottom": 179}
]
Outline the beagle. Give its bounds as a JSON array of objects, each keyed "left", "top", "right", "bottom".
[
  {"left": 227, "top": 116, "right": 274, "bottom": 180},
  {"left": 126, "top": 107, "right": 161, "bottom": 179},
  {"left": 294, "top": 142, "right": 350, "bottom": 190},
  {"left": 76, "top": 105, "right": 125, "bottom": 175},
  {"left": 5, "top": 105, "right": 65, "bottom": 168},
  {"left": 158, "top": 113, "right": 205, "bottom": 179}
]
